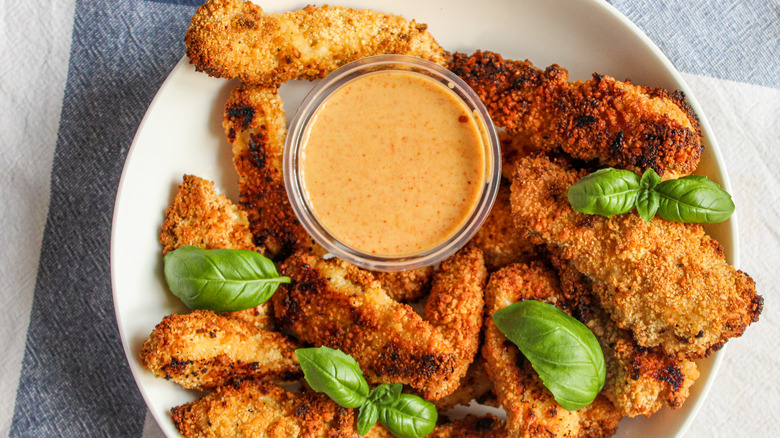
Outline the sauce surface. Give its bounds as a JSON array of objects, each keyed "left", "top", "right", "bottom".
[{"left": 301, "top": 70, "right": 486, "bottom": 257}]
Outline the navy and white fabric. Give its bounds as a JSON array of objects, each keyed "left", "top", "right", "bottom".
[{"left": 1, "top": 0, "right": 778, "bottom": 436}]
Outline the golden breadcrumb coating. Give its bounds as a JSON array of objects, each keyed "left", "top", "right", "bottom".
[
  {"left": 449, "top": 51, "right": 703, "bottom": 179},
  {"left": 224, "top": 300, "right": 277, "bottom": 332},
  {"left": 272, "top": 251, "right": 463, "bottom": 400},
  {"left": 430, "top": 415, "right": 508, "bottom": 438},
  {"left": 472, "top": 181, "right": 539, "bottom": 271},
  {"left": 186, "top": 0, "right": 449, "bottom": 87},
  {"left": 510, "top": 155, "right": 762, "bottom": 359},
  {"left": 483, "top": 263, "right": 622, "bottom": 437},
  {"left": 171, "top": 381, "right": 391, "bottom": 438},
  {"left": 159, "top": 174, "right": 257, "bottom": 255},
  {"left": 224, "top": 83, "right": 321, "bottom": 259},
  {"left": 433, "top": 357, "right": 496, "bottom": 410},
  {"left": 139, "top": 310, "right": 300, "bottom": 390},
  {"left": 424, "top": 244, "right": 487, "bottom": 386},
  {"left": 552, "top": 256, "right": 699, "bottom": 418},
  {"left": 372, "top": 267, "right": 434, "bottom": 303}
]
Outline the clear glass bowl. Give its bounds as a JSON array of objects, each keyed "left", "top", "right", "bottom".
[{"left": 284, "top": 55, "right": 500, "bottom": 271}]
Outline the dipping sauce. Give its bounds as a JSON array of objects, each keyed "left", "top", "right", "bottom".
[{"left": 300, "top": 70, "right": 487, "bottom": 257}]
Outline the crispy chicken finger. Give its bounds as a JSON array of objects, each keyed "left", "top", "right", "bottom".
[
  {"left": 224, "top": 83, "right": 321, "bottom": 259},
  {"left": 140, "top": 310, "right": 300, "bottom": 390},
  {"left": 186, "top": 0, "right": 449, "bottom": 87},
  {"left": 171, "top": 381, "right": 391, "bottom": 438},
  {"left": 449, "top": 51, "right": 702, "bottom": 179},
  {"left": 483, "top": 263, "right": 622, "bottom": 437},
  {"left": 423, "top": 244, "right": 487, "bottom": 384},
  {"left": 553, "top": 256, "right": 699, "bottom": 417},
  {"left": 273, "top": 251, "right": 463, "bottom": 400},
  {"left": 510, "top": 155, "right": 762, "bottom": 359},
  {"left": 158, "top": 173, "right": 277, "bottom": 329}
]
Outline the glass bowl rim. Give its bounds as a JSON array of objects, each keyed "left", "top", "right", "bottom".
[{"left": 283, "top": 54, "right": 501, "bottom": 271}]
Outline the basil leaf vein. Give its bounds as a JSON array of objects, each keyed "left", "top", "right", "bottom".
[
  {"left": 492, "top": 300, "right": 605, "bottom": 411},
  {"left": 163, "top": 246, "right": 290, "bottom": 312}
]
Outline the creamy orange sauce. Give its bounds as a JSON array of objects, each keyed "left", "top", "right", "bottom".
[{"left": 301, "top": 70, "right": 486, "bottom": 257}]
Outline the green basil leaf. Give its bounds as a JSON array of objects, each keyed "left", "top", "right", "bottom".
[
  {"left": 357, "top": 402, "right": 380, "bottom": 436},
  {"left": 636, "top": 188, "right": 660, "bottom": 222},
  {"left": 368, "top": 383, "right": 403, "bottom": 407},
  {"left": 378, "top": 394, "right": 438, "bottom": 438},
  {"left": 296, "top": 347, "right": 369, "bottom": 409},
  {"left": 567, "top": 168, "right": 640, "bottom": 217},
  {"left": 654, "top": 175, "right": 735, "bottom": 223},
  {"left": 163, "top": 246, "right": 290, "bottom": 312},
  {"left": 639, "top": 168, "right": 662, "bottom": 190},
  {"left": 681, "top": 174, "right": 718, "bottom": 186},
  {"left": 636, "top": 168, "right": 663, "bottom": 221},
  {"left": 492, "top": 300, "right": 605, "bottom": 411}
]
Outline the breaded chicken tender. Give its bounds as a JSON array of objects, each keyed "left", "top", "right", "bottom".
[
  {"left": 511, "top": 155, "right": 762, "bottom": 359},
  {"left": 449, "top": 51, "right": 702, "bottom": 179},
  {"left": 483, "top": 263, "right": 622, "bottom": 437},
  {"left": 273, "top": 251, "right": 462, "bottom": 400},
  {"left": 472, "top": 182, "right": 538, "bottom": 271},
  {"left": 553, "top": 256, "right": 699, "bottom": 417},
  {"left": 160, "top": 174, "right": 257, "bottom": 255},
  {"left": 171, "top": 381, "right": 391, "bottom": 438},
  {"left": 224, "top": 83, "right": 320, "bottom": 259},
  {"left": 158, "top": 173, "right": 278, "bottom": 329},
  {"left": 186, "top": 0, "right": 449, "bottom": 87},
  {"left": 429, "top": 415, "right": 508, "bottom": 438},
  {"left": 424, "top": 244, "right": 487, "bottom": 382},
  {"left": 140, "top": 310, "right": 300, "bottom": 390}
]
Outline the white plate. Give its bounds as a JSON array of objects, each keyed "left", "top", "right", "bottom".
[{"left": 112, "top": 0, "right": 735, "bottom": 436}]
